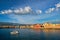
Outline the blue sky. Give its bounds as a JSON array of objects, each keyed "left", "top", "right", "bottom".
[{"left": 0, "top": 0, "right": 60, "bottom": 24}]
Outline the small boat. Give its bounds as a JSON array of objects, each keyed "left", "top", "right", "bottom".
[{"left": 10, "top": 30, "right": 19, "bottom": 35}]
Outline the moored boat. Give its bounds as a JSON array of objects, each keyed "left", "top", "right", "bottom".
[{"left": 10, "top": 30, "right": 19, "bottom": 35}]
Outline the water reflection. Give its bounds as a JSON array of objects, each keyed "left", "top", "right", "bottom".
[{"left": 0, "top": 29, "right": 60, "bottom": 40}]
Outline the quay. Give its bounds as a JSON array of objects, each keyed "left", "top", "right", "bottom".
[{"left": 0, "top": 23, "right": 60, "bottom": 29}]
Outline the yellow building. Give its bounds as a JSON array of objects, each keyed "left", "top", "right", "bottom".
[
  {"left": 43, "top": 23, "right": 60, "bottom": 28},
  {"left": 30, "top": 25, "right": 34, "bottom": 28},
  {"left": 20, "top": 26, "right": 26, "bottom": 29}
]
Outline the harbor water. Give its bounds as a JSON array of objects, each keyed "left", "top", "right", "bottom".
[{"left": 0, "top": 29, "right": 60, "bottom": 40}]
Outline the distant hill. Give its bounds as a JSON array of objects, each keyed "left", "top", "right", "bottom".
[
  {"left": 0, "top": 22, "right": 19, "bottom": 26},
  {"left": 0, "top": 21, "right": 60, "bottom": 26},
  {"left": 51, "top": 21, "right": 60, "bottom": 24},
  {"left": 0, "top": 22, "right": 32, "bottom": 26},
  {"left": 45, "top": 21, "right": 60, "bottom": 24}
]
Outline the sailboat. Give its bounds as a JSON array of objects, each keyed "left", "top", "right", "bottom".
[
  {"left": 10, "top": 26, "right": 19, "bottom": 35},
  {"left": 10, "top": 30, "right": 19, "bottom": 35}
]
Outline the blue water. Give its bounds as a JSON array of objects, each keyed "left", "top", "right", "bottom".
[{"left": 0, "top": 29, "right": 60, "bottom": 40}]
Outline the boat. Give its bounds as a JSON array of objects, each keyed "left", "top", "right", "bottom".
[{"left": 10, "top": 30, "right": 19, "bottom": 35}]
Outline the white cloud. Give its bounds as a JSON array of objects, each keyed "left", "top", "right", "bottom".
[
  {"left": 14, "top": 6, "right": 32, "bottom": 14},
  {"left": 45, "top": 8, "right": 55, "bottom": 13},
  {"left": 55, "top": 2, "right": 60, "bottom": 11},
  {"left": 36, "top": 10, "right": 42, "bottom": 14},
  {"left": 1, "top": 11, "right": 5, "bottom": 14},
  {"left": 45, "top": 2, "right": 60, "bottom": 13},
  {"left": 0, "top": 6, "right": 32, "bottom": 14},
  {"left": 55, "top": 2, "right": 60, "bottom": 8},
  {"left": 14, "top": 9, "right": 20, "bottom": 13},
  {"left": 0, "top": 6, "right": 43, "bottom": 15},
  {"left": 24, "top": 6, "right": 32, "bottom": 13},
  {"left": 19, "top": 8, "right": 24, "bottom": 13},
  {"left": 0, "top": 9, "right": 13, "bottom": 14}
]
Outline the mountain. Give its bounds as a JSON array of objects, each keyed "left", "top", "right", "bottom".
[
  {"left": 0, "top": 22, "right": 19, "bottom": 26},
  {"left": 0, "top": 22, "right": 32, "bottom": 26}
]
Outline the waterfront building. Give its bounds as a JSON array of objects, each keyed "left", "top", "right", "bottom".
[
  {"left": 30, "top": 25, "right": 34, "bottom": 28},
  {"left": 33, "top": 24, "right": 42, "bottom": 29},
  {"left": 43, "top": 23, "right": 60, "bottom": 28}
]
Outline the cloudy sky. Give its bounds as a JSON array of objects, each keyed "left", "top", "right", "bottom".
[{"left": 0, "top": 0, "right": 60, "bottom": 24}]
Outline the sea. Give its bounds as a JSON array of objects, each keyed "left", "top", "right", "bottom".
[{"left": 0, "top": 29, "right": 60, "bottom": 40}]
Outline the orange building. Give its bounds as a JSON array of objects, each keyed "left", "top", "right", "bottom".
[{"left": 33, "top": 24, "right": 42, "bottom": 29}]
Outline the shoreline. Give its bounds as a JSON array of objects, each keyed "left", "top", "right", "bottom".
[{"left": 0, "top": 28, "right": 60, "bottom": 30}]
